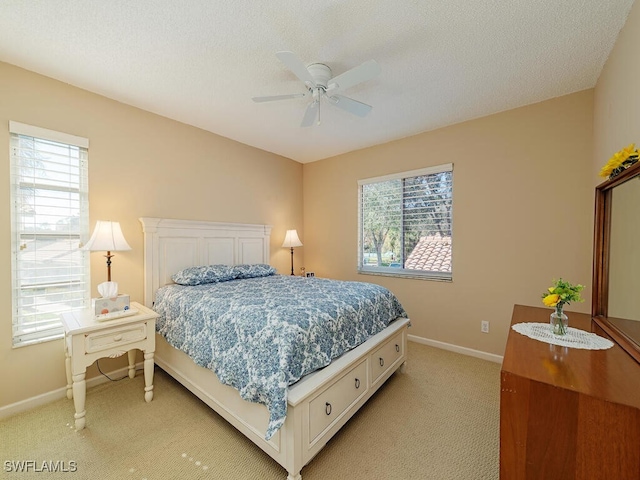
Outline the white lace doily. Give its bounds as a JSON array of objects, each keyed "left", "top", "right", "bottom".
[{"left": 512, "top": 322, "right": 614, "bottom": 350}]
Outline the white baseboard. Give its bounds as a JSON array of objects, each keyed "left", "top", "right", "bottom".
[
  {"left": 408, "top": 334, "right": 503, "bottom": 364},
  {"left": 0, "top": 363, "right": 142, "bottom": 420}
]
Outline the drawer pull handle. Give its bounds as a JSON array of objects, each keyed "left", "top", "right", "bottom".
[
  {"left": 113, "top": 335, "right": 123, "bottom": 342},
  {"left": 379, "top": 357, "right": 384, "bottom": 367},
  {"left": 355, "top": 378, "right": 360, "bottom": 389},
  {"left": 325, "top": 402, "right": 332, "bottom": 415},
  {"left": 395, "top": 344, "right": 400, "bottom": 352}
]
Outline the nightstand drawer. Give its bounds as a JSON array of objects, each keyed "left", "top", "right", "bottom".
[{"left": 85, "top": 323, "right": 147, "bottom": 353}]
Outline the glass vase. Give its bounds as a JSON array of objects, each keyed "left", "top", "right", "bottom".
[{"left": 550, "top": 310, "right": 569, "bottom": 336}]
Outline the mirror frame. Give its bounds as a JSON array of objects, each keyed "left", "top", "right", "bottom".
[{"left": 592, "top": 160, "right": 640, "bottom": 364}]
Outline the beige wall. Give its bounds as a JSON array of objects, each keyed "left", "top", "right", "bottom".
[
  {"left": 608, "top": 179, "right": 640, "bottom": 320},
  {"left": 303, "top": 91, "right": 594, "bottom": 356},
  {"left": 0, "top": 62, "right": 303, "bottom": 408},
  {"left": 594, "top": 0, "right": 640, "bottom": 181}
]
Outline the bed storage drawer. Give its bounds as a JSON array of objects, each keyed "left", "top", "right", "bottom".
[
  {"left": 84, "top": 323, "right": 147, "bottom": 354},
  {"left": 308, "top": 359, "right": 368, "bottom": 442},
  {"left": 370, "top": 330, "right": 404, "bottom": 386}
]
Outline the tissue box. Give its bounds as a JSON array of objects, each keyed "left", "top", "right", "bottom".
[{"left": 94, "top": 295, "right": 130, "bottom": 316}]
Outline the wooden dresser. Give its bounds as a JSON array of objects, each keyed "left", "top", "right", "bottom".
[{"left": 500, "top": 304, "right": 640, "bottom": 479}]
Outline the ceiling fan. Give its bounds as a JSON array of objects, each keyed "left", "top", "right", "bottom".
[{"left": 252, "top": 51, "right": 381, "bottom": 127}]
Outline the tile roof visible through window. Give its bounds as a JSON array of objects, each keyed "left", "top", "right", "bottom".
[{"left": 405, "top": 235, "right": 452, "bottom": 273}]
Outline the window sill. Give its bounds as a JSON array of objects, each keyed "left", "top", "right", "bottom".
[{"left": 357, "top": 268, "right": 452, "bottom": 282}]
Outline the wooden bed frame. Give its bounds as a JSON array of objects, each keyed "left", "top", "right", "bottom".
[{"left": 139, "top": 217, "right": 410, "bottom": 480}]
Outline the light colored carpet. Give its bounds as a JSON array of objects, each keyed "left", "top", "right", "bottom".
[{"left": 0, "top": 342, "right": 500, "bottom": 480}]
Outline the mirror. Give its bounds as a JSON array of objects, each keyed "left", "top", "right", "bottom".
[{"left": 593, "top": 161, "right": 640, "bottom": 363}]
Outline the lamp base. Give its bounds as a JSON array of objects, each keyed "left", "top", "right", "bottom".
[
  {"left": 289, "top": 247, "right": 295, "bottom": 275},
  {"left": 104, "top": 251, "right": 114, "bottom": 282}
]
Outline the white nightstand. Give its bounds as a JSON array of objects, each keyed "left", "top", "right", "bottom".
[{"left": 60, "top": 301, "right": 159, "bottom": 430}]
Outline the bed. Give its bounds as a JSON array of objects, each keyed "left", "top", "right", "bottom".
[{"left": 140, "top": 217, "right": 411, "bottom": 480}]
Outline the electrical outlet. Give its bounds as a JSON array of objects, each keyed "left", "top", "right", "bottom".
[{"left": 481, "top": 321, "right": 490, "bottom": 333}]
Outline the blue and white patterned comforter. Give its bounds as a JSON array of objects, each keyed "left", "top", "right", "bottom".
[{"left": 153, "top": 274, "right": 407, "bottom": 439}]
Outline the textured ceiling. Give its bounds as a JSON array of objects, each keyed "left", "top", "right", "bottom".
[{"left": 0, "top": 1, "right": 634, "bottom": 163}]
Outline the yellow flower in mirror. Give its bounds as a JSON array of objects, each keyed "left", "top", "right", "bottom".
[{"left": 599, "top": 143, "right": 638, "bottom": 178}]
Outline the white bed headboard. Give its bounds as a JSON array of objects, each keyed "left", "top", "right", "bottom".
[{"left": 139, "top": 217, "right": 272, "bottom": 307}]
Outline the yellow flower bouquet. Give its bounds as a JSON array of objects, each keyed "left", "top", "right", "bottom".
[
  {"left": 541, "top": 278, "right": 584, "bottom": 335},
  {"left": 599, "top": 143, "right": 639, "bottom": 180}
]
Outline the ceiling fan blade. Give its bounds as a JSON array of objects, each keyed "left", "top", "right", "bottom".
[
  {"left": 276, "top": 51, "right": 316, "bottom": 87},
  {"left": 328, "top": 59, "right": 380, "bottom": 93},
  {"left": 252, "top": 93, "right": 306, "bottom": 103},
  {"left": 300, "top": 101, "right": 319, "bottom": 127},
  {"left": 329, "top": 94, "right": 373, "bottom": 117}
]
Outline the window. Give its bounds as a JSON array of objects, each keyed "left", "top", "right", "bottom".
[
  {"left": 10, "top": 121, "right": 90, "bottom": 346},
  {"left": 358, "top": 163, "right": 453, "bottom": 280}
]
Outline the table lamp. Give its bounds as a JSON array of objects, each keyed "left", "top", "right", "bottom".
[
  {"left": 83, "top": 220, "right": 131, "bottom": 295},
  {"left": 282, "top": 229, "right": 302, "bottom": 276}
]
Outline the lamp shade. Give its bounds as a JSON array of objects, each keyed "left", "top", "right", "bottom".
[
  {"left": 282, "top": 229, "right": 303, "bottom": 248},
  {"left": 83, "top": 221, "right": 131, "bottom": 252}
]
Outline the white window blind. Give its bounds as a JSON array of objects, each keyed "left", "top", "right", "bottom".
[
  {"left": 358, "top": 164, "right": 453, "bottom": 280},
  {"left": 9, "top": 122, "right": 90, "bottom": 346}
]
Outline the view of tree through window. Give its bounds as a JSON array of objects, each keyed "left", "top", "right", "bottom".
[{"left": 359, "top": 165, "right": 453, "bottom": 279}]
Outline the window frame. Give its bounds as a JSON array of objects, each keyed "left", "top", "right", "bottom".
[
  {"left": 357, "top": 163, "right": 453, "bottom": 281},
  {"left": 9, "top": 121, "right": 90, "bottom": 347}
]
